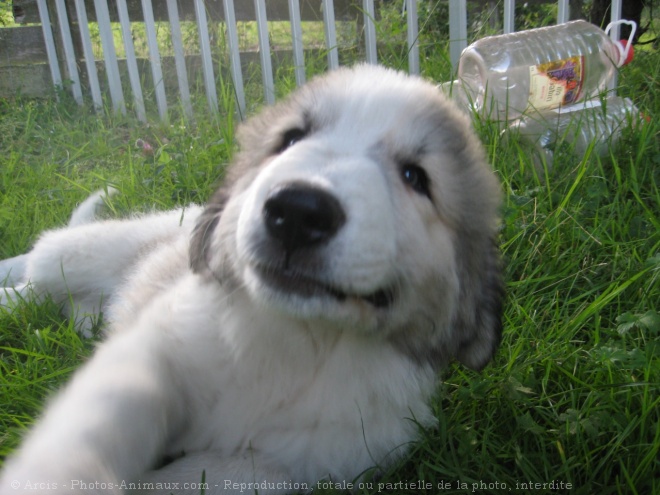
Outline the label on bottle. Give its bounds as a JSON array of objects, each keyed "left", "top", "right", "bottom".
[{"left": 528, "top": 56, "right": 584, "bottom": 111}]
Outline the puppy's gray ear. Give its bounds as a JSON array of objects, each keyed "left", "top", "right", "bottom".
[
  {"left": 189, "top": 188, "right": 229, "bottom": 274},
  {"left": 453, "top": 238, "right": 504, "bottom": 371}
]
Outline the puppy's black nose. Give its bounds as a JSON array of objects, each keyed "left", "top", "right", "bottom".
[{"left": 263, "top": 183, "right": 345, "bottom": 254}]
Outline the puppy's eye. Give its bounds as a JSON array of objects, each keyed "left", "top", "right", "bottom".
[
  {"left": 276, "top": 128, "right": 307, "bottom": 154},
  {"left": 401, "top": 164, "right": 431, "bottom": 199}
]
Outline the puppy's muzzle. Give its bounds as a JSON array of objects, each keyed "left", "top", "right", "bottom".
[
  {"left": 263, "top": 183, "right": 345, "bottom": 263},
  {"left": 258, "top": 182, "right": 395, "bottom": 309}
]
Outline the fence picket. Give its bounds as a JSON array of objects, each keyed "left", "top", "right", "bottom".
[
  {"left": 406, "top": 0, "right": 419, "bottom": 75},
  {"left": 141, "top": 0, "right": 168, "bottom": 121},
  {"left": 36, "top": 0, "right": 62, "bottom": 97},
  {"left": 93, "top": 0, "right": 126, "bottom": 114},
  {"left": 74, "top": 0, "right": 102, "bottom": 110},
  {"left": 608, "top": 0, "right": 623, "bottom": 90},
  {"left": 609, "top": 0, "right": 623, "bottom": 36},
  {"left": 449, "top": 0, "right": 468, "bottom": 70},
  {"left": 363, "top": 0, "right": 377, "bottom": 65},
  {"left": 557, "top": 0, "right": 569, "bottom": 24},
  {"left": 222, "top": 0, "right": 246, "bottom": 118},
  {"left": 503, "top": 0, "right": 515, "bottom": 33},
  {"left": 166, "top": 0, "right": 193, "bottom": 120},
  {"left": 54, "top": 0, "right": 83, "bottom": 104},
  {"left": 288, "top": 0, "right": 305, "bottom": 86},
  {"left": 116, "top": 0, "right": 146, "bottom": 122},
  {"left": 255, "top": 0, "right": 275, "bottom": 105},
  {"left": 322, "top": 0, "right": 339, "bottom": 70},
  {"left": 195, "top": 0, "right": 218, "bottom": 116}
]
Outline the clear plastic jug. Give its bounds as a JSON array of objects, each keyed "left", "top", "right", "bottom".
[{"left": 458, "top": 20, "right": 636, "bottom": 120}]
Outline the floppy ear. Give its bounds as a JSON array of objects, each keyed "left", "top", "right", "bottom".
[
  {"left": 453, "top": 238, "right": 504, "bottom": 371},
  {"left": 189, "top": 187, "right": 230, "bottom": 275}
]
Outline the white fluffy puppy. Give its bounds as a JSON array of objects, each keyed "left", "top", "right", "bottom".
[
  {"left": 0, "top": 65, "right": 503, "bottom": 495},
  {"left": 0, "top": 189, "right": 202, "bottom": 334}
]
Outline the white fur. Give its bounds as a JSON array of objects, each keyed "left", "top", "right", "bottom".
[{"left": 0, "top": 66, "right": 502, "bottom": 494}]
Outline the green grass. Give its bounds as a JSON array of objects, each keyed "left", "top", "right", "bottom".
[{"left": 1, "top": 12, "right": 660, "bottom": 495}]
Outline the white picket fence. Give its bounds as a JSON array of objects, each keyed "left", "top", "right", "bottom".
[{"left": 36, "top": 0, "right": 628, "bottom": 122}]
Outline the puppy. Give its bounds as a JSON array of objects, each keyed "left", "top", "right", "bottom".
[{"left": 0, "top": 65, "right": 503, "bottom": 494}]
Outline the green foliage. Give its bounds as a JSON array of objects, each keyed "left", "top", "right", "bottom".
[
  {"left": 416, "top": 0, "right": 557, "bottom": 44},
  {"left": 0, "top": 0, "right": 14, "bottom": 27}
]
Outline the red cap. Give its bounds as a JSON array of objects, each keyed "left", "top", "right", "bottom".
[{"left": 619, "top": 39, "right": 634, "bottom": 65}]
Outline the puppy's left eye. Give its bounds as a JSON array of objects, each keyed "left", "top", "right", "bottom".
[
  {"left": 276, "top": 128, "right": 307, "bottom": 154},
  {"left": 401, "top": 164, "right": 431, "bottom": 199}
]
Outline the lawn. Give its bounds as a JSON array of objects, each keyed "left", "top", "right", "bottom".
[{"left": 1, "top": 8, "right": 659, "bottom": 495}]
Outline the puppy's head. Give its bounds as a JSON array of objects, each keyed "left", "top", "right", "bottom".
[{"left": 191, "top": 65, "right": 503, "bottom": 371}]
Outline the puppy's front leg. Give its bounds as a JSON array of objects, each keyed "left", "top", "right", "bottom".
[
  {"left": 0, "top": 327, "right": 184, "bottom": 494},
  {"left": 0, "top": 254, "right": 28, "bottom": 286},
  {"left": 0, "top": 254, "right": 31, "bottom": 308}
]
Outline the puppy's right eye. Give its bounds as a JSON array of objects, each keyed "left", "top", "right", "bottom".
[
  {"left": 276, "top": 128, "right": 307, "bottom": 154},
  {"left": 401, "top": 163, "right": 432, "bottom": 199}
]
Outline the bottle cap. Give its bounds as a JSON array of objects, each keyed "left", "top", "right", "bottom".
[
  {"left": 619, "top": 39, "right": 634, "bottom": 66},
  {"left": 606, "top": 20, "right": 637, "bottom": 66}
]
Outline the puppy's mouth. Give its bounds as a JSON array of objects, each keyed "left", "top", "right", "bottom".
[{"left": 254, "top": 265, "right": 396, "bottom": 309}]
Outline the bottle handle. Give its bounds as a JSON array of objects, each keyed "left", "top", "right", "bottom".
[{"left": 605, "top": 20, "right": 637, "bottom": 67}]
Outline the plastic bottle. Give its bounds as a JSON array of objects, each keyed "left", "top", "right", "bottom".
[
  {"left": 458, "top": 20, "right": 636, "bottom": 120},
  {"left": 504, "top": 96, "right": 642, "bottom": 170},
  {"left": 439, "top": 80, "right": 475, "bottom": 116}
]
